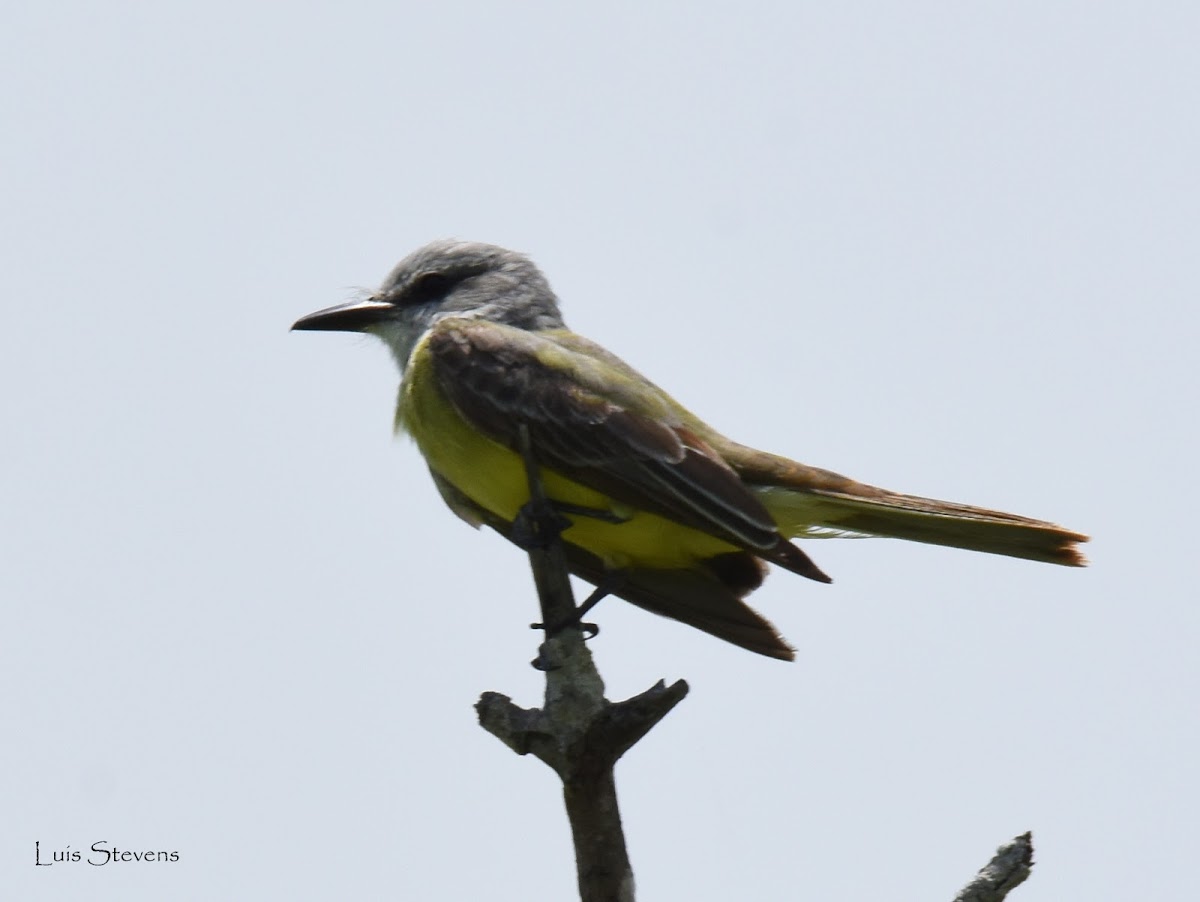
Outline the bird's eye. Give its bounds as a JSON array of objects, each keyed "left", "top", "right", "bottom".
[{"left": 407, "top": 271, "right": 454, "bottom": 305}]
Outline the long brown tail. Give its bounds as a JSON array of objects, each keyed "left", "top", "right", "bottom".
[{"left": 727, "top": 446, "right": 1089, "bottom": 567}]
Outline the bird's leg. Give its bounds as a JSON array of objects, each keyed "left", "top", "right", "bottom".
[
  {"left": 511, "top": 498, "right": 629, "bottom": 549},
  {"left": 513, "top": 423, "right": 620, "bottom": 661},
  {"left": 511, "top": 498, "right": 573, "bottom": 550},
  {"left": 532, "top": 572, "right": 623, "bottom": 639},
  {"left": 509, "top": 422, "right": 569, "bottom": 551}
]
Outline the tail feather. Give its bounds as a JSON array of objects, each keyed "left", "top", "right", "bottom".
[
  {"left": 723, "top": 443, "right": 1089, "bottom": 567},
  {"left": 759, "top": 485, "right": 1088, "bottom": 567}
]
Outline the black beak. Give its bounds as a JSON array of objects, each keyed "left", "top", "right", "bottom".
[{"left": 291, "top": 299, "right": 396, "bottom": 333}]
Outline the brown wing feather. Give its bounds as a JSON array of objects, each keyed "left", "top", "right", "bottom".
[{"left": 426, "top": 320, "right": 829, "bottom": 582}]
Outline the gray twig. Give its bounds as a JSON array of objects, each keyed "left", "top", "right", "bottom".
[{"left": 952, "top": 832, "right": 1035, "bottom": 902}]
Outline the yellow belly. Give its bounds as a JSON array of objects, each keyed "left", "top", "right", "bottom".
[{"left": 396, "top": 342, "right": 737, "bottom": 570}]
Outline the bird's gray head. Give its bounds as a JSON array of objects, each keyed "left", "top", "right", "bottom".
[{"left": 291, "top": 240, "right": 565, "bottom": 371}]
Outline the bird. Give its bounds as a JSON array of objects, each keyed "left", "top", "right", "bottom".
[{"left": 292, "top": 240, "right": 1088, "bottom": 660}]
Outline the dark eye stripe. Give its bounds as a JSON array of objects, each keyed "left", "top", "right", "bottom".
[{"left": 405, "top": 271, "right": 455, "bottom": 305}]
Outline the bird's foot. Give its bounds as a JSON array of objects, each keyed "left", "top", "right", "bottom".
[
  {"left": 531, "top": 575, "right": 621, "bottom": 638},
  {"left": 510, "top": 499, "right": 573, "bottom": 550}
]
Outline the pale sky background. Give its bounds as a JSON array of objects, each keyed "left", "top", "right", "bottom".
[{"left": 2, "top": 2, "right": 1195, "bottom": 900}]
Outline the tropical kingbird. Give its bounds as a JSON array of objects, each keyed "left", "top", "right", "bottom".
[{"left": 292, "top": 240, "right": 1087, "bottom": 660}]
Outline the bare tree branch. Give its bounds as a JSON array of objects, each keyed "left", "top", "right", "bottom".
[{"left": 952, "top": 832, "right": 1035, "bottom": 902}]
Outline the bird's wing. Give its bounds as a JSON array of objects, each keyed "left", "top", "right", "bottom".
[{"left": 424, "top": 319, "right": 829, "bottom": 582}]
